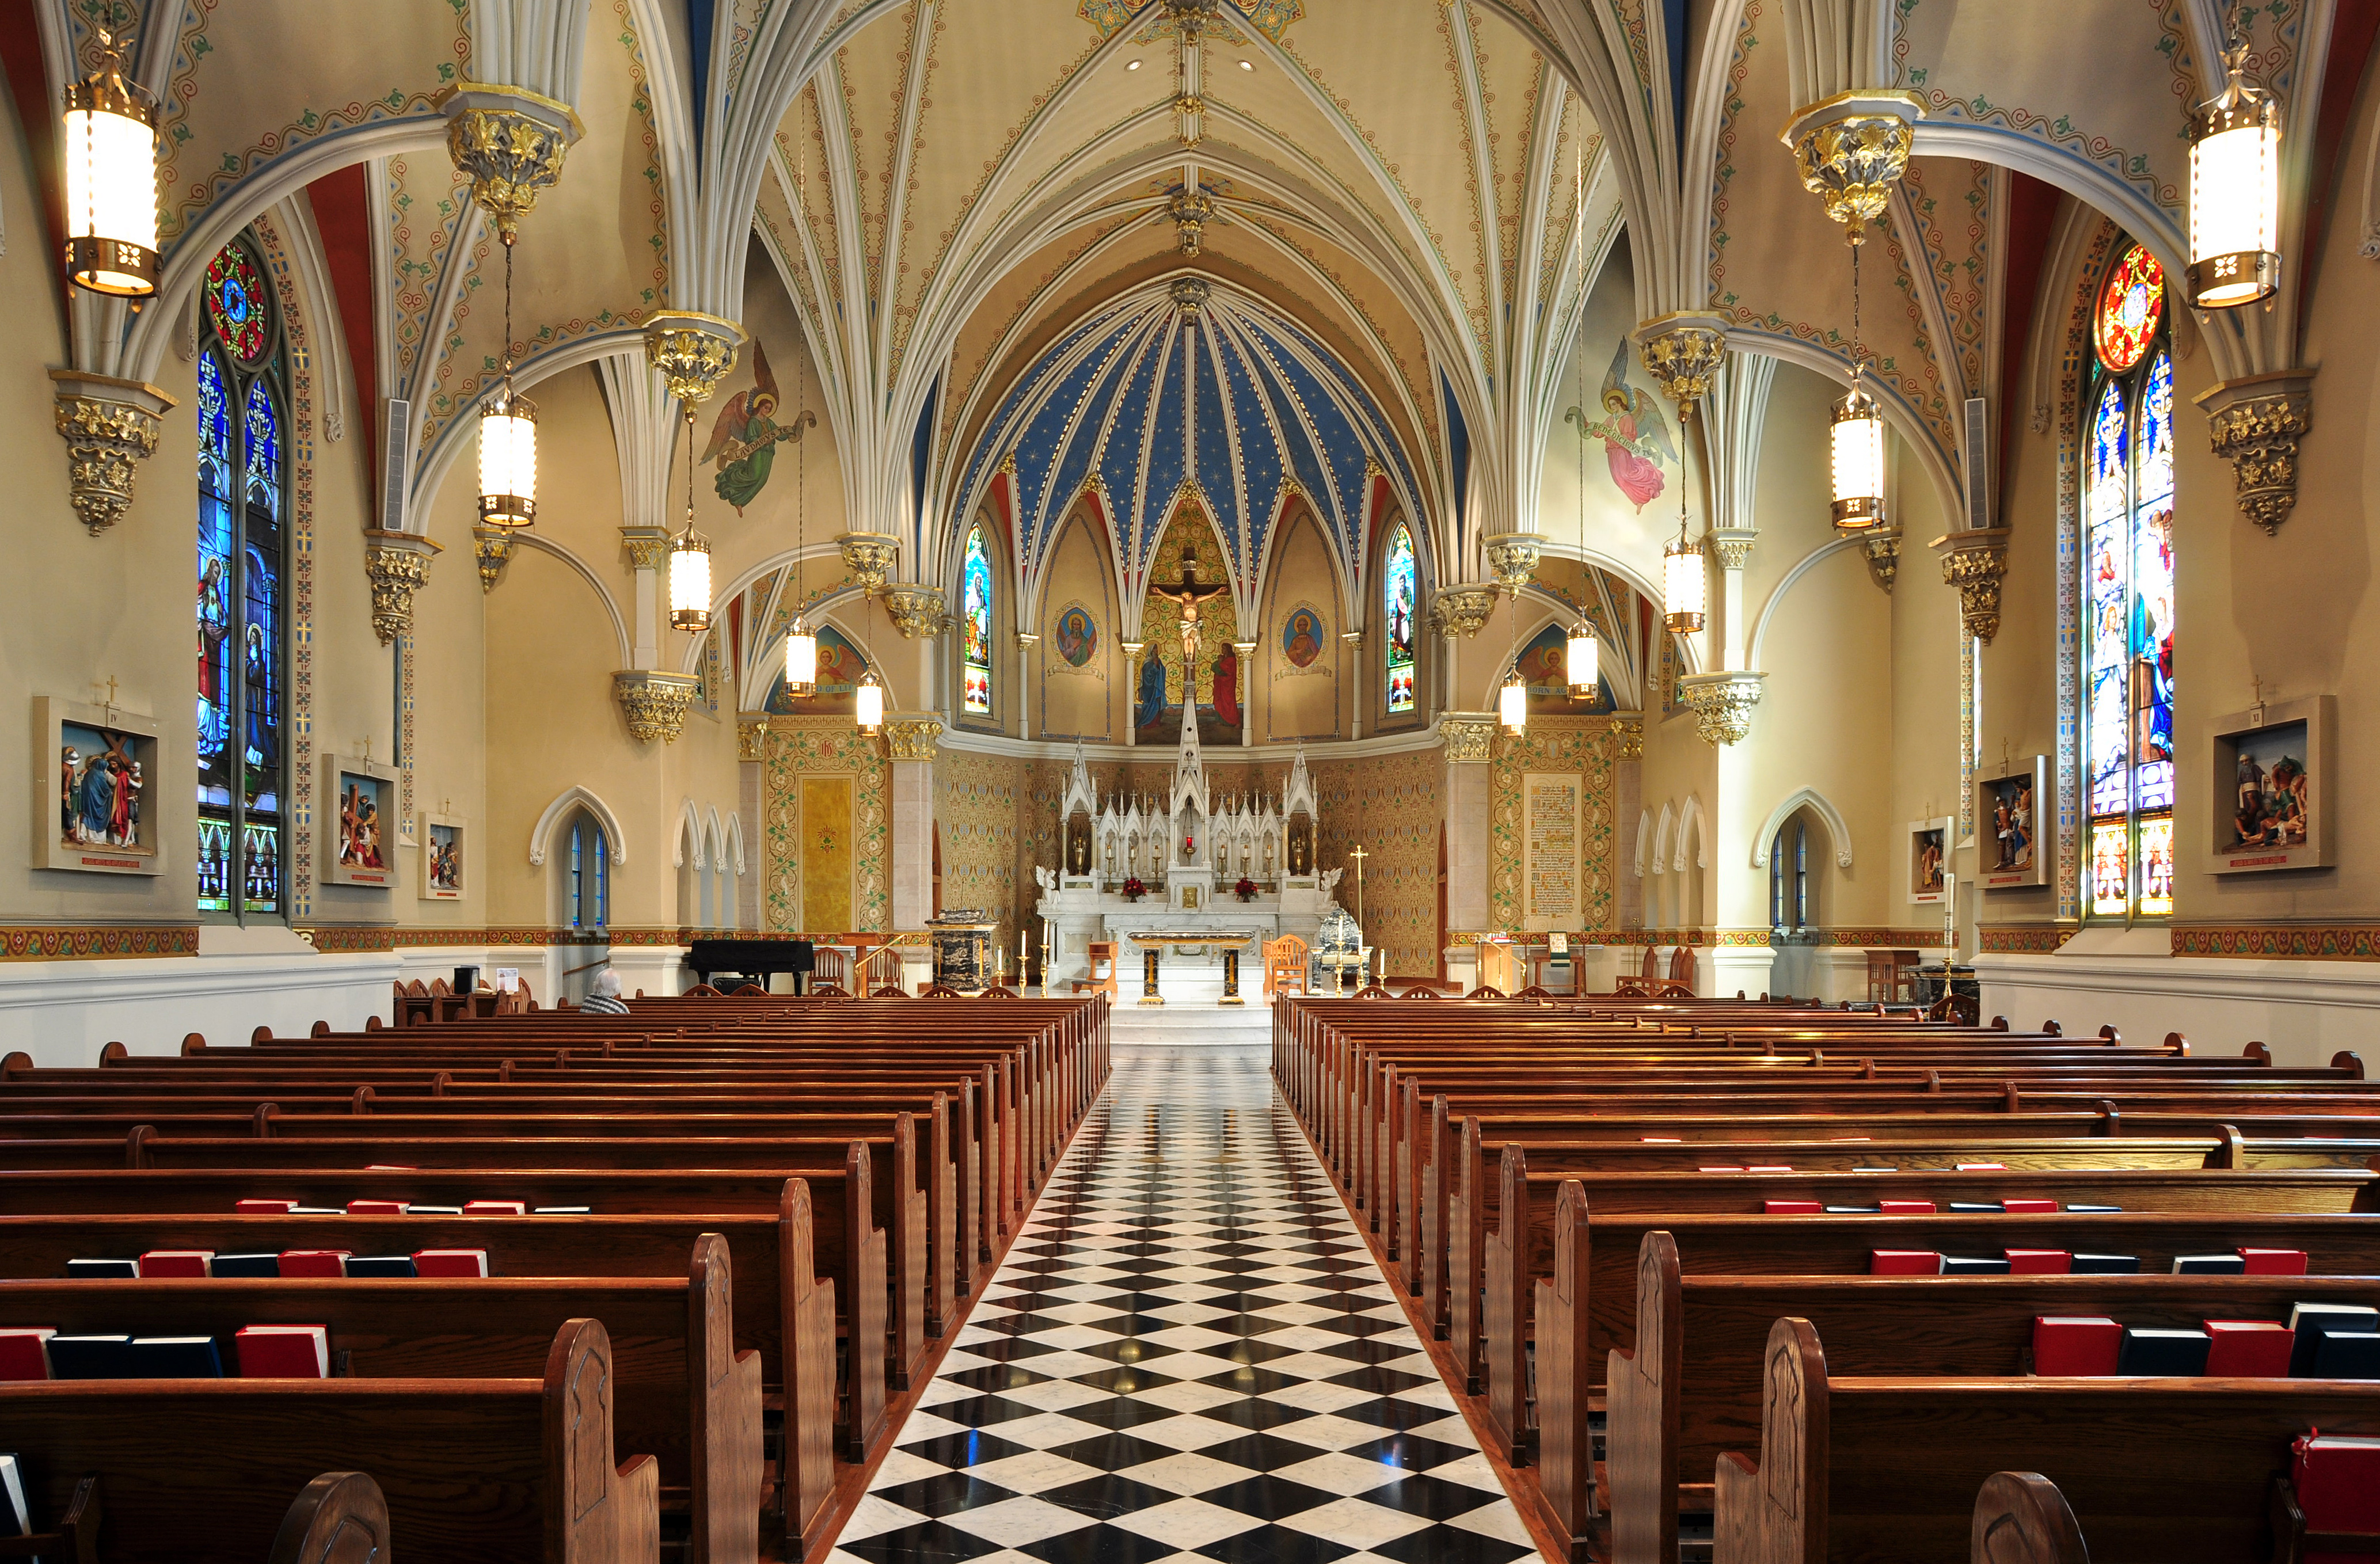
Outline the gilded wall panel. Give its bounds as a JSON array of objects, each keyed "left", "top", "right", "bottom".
[
  {"left": 763, "top": 718, "right": 888, "bottom": 933},
  {"left": 1491, "top": 717, "right": 1619, "bottom": 931}
]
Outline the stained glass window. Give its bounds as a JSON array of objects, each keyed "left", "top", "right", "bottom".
[
  {"left": 2081, "top": 243, "right": 2175, "bottom": 920},
  {"left": 196, "top": 236, "right": 286, "bottom": 919},
  {"left": 1384, "top": 522, "right": 1417, "bottom": 714},
  {"left": 962, "top": 523, "right": 993, "bottom": 716}
]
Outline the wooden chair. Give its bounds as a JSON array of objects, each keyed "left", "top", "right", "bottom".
[
  {"left": 1074, "top": 941, "right": 1120, "bottom": 1001},
  {"left": 1667, "top": 945, "right": 1697, "bottom": 988},
  {"left": 1639, "top": 945, "right": 1660, "bottom": 980},
  {"left": 1263, "top": 935, "right": 1309, "bottom": 998},
  {"left": 812, "top": 946, "right": 850, "bottom": 991},
  {"left": 1866, "top": 949, "right": 1922, "bottom": 1003}
]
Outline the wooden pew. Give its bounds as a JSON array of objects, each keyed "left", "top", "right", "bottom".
[
  {"left": 1967, "top": 1471, "right": 2089, "bottom": 1564},
  {"left": 268, "top": 1472, "right": 394, "bottom": 1564},
  {"left": 0, "top": 1234, "right": 765, "bottom": 1564},
  {"left": 1605, "top": 1227, "right": 2380, "bottom": 1564},
  {"left": 1711, "top": 1315, "right": 2380, "bottom": 1564},
  {"left": 0, "top": 1316, "right": 661, "bottom": 1564}
]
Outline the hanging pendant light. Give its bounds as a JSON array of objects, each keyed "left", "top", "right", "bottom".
[
  {"left": 477, "top": 237, "right": 537, "bottom": 528},
  {"left": 784, "top": 616, "right": 819, "bottom": 694},
  {"left": 2188, "top": 9, "right": 2281, "bottom": 309},
  {"left": 1663, "top": 514, "right": 1706, "bottom": 636},
  {"left": 1499, "top": 665, "right": 1528, "bottom": 733},
  {"left": 782, "top": 282, "right": 816, "bottom": 695},
  {"left": 62, "top": 29, "right": 158, "bottom": 297},
  {"left": 1831, "top": 239, "right": 1887, "bottom": 531},
  {"left": 855, "top": 668, "right": 885, "bottom": 733},
  {"left": 667, "top": 406, "right": 712, "bottom": 632},
  {"left": 1565, "top": 618, "right": 1599, "bottom": 695}
]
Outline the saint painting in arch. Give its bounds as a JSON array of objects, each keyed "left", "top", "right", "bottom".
[
  {"left": 1055, "top": 604, "right": 1097, "bottom": 668},
  {"left": 1282, "top": 605, "right": 1325, "bottom": 670}
]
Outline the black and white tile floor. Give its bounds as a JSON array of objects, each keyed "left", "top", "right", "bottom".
[{"left": 827, "top": 1044, "right": 1541, "bottom": 1564}]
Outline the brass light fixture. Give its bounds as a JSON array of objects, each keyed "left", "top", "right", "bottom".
[
  {"left": 1663, "top": 503, "right": 1706, "bottom": 636},
  {"left": 1565, "top": 146, "right": 1598, "bottom": 698},
  {"left": 2188, "top": 6, "right": 2282, "bottom": 309},
  {"left": 477, "top": 231, "right": 536, "bottom": 530},
  {"left": 784, "top": 301, "right": 818, "bottom": 695},
  {"left": 856, "top": 668, "right": 885, "bottom": 733},
  {"left": 667, "top": 403, "right": 711, "bottom": 633},
  {"left": 62, "top": 29, "right": 158, "bottom": 296},
  {"left": 1831, "top": 242, "right": 1888, "bottom": 531},
  {"left": 1499, "top": 664, "right": 1528, "bottom": 733}
]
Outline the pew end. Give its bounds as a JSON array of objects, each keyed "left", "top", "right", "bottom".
[
  {"left": 0, "top": 1471, "right": 100, "bottom": 1564},
  {"left": 1971, "top": 1472, "right": 2088, "bottom": 1564},
  {"left": 545, "top": 1317, "right": 664, "bottom": 1564},
  {"left": 267, "top": 1472, "right": 390, "bottom": 1564}
]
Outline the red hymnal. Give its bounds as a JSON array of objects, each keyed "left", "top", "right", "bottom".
[
  {"left": 235, "top": 1199, "right": 297, "bottom": 1214},
  {"left": 1871, "top": 1250, "right": 1943, "bottom": 1275},
  {"left": 235, "top": 1325, "right": 329, "bottom": 1378},
  {"left": 2204, "top": 1320, "right": 2295, "bottom": 1376},
  {"left": 1764, "top": 1200, "right": 1823, "bottom": 1215},
  {"left": 136, "top": 1250, "right": 215, "bottom": 1278},
  {"left": 412, "top": 1249, "right": 489, "bottom": 1278},
  {"left": 2239, "top": 1248, "right": 2309, "bottom": 1276},
  {"left": 462, "top": 1201, "right": 529, "bottom": 1216},
  {"left": 2006, "top": 1249, "right": 2073, "bottom": 1275},
  {"left": 277, "top": 1250, "right": 351, "bottom": 1278},
  {"left": 346, "top": 1200, "right": 408, "bottom": 1216},
  {"left": 1999, "top": 1198, "right": 2059, "bottom": 1214},
  {"left": 2294, "top": 1432, "right": 2380, "bottom": 1564},
  {"left": 2032, "top": 1316, "right": 2122, "bottom": 1375},
  {"left": 0, "top": 1329, "right": 55, "bottom": 1380},
  {"left": 1880, "top": 1200, "right": 1938, "bottom": 1215}
]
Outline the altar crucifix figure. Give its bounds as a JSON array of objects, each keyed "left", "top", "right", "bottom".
[{"left": 1150, "top": 546, "right": 1229, "bottom": 667}]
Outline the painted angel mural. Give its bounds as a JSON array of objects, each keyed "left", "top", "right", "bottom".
[
  {"left": 1567, "top": 341, "right": 1676, "bottom": 513},
  {"left": 703, "top": 341, "right": 818, "bottom": 514}
]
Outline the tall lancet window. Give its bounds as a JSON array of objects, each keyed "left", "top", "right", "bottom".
[
  {"left": 962, "top": 522, "right": 994, "bottom": 715},
  {"left": 1383, "top": 521, "right": 1417, "bottom": 714},
  {"left": 195, "top": 237, "right": 288, "bottom": 920},
  {"left": 2082, "top": 243, "right": 2176, "bottom": 919}
]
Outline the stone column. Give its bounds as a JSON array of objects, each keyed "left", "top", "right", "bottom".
[
  {"left": 619, "top": 526, "right": 671, "bottom": 671},
  {"left": 1016, "top": 631, "right": 1039, "bottom": 740},
  {"left": 1235, "top": 642, "right": 1256, "bottom": 746},
  {"left": 1121, "top": 642, "right": 1143, "bottom": 747},
  {"left": 885, "top": 713, "right": 944, "bottom": 931},
  {"left": 1439, "top": 712, "right": 1495, "bottom": 990},
  {"left": 1343, "top": 630, "right": 1364, "bottom": 740},
  {"left": 1707, "top": 528, "right": 1757, "bottom": 671},
  {"left": 1614, "top": 718, "right": 1644, "bottom": 929},
  {"left": 737, "top": 714, "right": 769, "bottom": 931}
]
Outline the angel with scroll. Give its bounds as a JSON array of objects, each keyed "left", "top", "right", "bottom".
[
  {"left": 1567, "top": 341, "right": 1676, "bottom": 513},
  {"left": 703, "top": 342, "right": 818, "bottom": 513}
]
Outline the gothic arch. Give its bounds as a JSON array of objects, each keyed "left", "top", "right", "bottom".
[
  {"left": 1751, "top": 788, "right": 1854, "bottom": 869},
  {"left": 529, "top": 786, "right": 629, "bottom": 868}
]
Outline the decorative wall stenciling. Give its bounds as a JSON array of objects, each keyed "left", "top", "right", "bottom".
[
  {"left": 763, "top": 718, "right": 888, "bottom": 933},
  {"left": 1491, "top": 718, "right": 1619, "bottom": 933},
  {"left": 1313, "top": 750, "right": 1441, "bottom": 976}
]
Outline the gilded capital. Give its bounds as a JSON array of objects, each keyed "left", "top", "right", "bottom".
[
  {"left": 473, "top": 525, "right": 516, "bottom": 591},
  {"left": 1931, "top": 526, "right": 2012, "bottom": 644},
  {"left": 1860, "top": 526, "right": 1902, "bottom": 592},
  {"left": 1440, "top": 713, "right": 1496, "bottom": 763},
  {"left": 1630, "top": 311, "right": 1729, "bottom": 413},
  {"left": 362, "top": 530, "right": 442, "bottom": 645},
  {"left": 613, "top": 670, "right": 700, "bottom": 744},
  {"left": 1677, "top": 670, "right": 1767, "bottom": 747},
  {"left": 435, "top": 82, "right": 583, "bottom": 243},
  {"left": 642, "top": 310, "right": 747, "bottom": 405},
  {"left": 1613, "top": 718, "right": 1645, "bottom": 760},
  {"left": 736, "top": 714, "right": 771, "bottom": 762},
  {"left": 50, "top": 370, "right": 173, "bottom": 535},
  {"left": 1778, "top": 90, "right": 1926, "bottom": 243},
  {"left": 837, "top": 531, "right": 901, "bottom": 593},
  {"left": 2195, "top": 371, "right": 2312, "bottom": 536},
  {"left": 1481, "top": 532, "right": 1541, "bottom": 591},
  {"left": 883, "top": 583, "right": 951, "bottom": 638},
  {"left": 1431, "top": 585, "right": 1499, "bottom": 639},
  {"left": 884, "top": 714, "right": 945, "bottom": 762},
  {"left": 619, "top": 526, "right": 672, "bottom": 573},
  {"left": 1707, "top": 527, "right": 1759, "bottom": 572}
]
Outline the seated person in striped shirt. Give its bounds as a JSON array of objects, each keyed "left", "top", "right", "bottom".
[{"left": 579, "top": 967, "right": 630, "bottom": 1014}]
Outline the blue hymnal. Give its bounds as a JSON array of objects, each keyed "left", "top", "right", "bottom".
[
  {"left": 45, "top": 1335, "right": 138, "bottom": 1379},
  {"left": 2071, "top": 1254, "right": 2141, "bottom": 1274},
  {"left": 129, "top": 1337, "right": 223, "bottom": 1377},
  {"left": 1824, "top": 1205, "right": 1882, "bottom": 1215},
  {"left": 63, "top": 1259, "right": 137, "bottom": 1279},
  {"left": 2172, "top": 1254, "right": 2247, "bottom": 1275},
  {"left": 2289, "top": 1304, "right": 2380, "bottom": 1375},
  {"left": 211, "top": 1253, "right": 283, "bottom": 1278},
  {"left": 343, "top": 1256, "right": 419, "bottom": 1278},
  {"left": 2065, "top": 1204, "right": 2123, "bottom": 1213},
  {"left": 2313, "top": 1332, "right": 2380, "bottom": 1380},
  {"left": 2117, "top": 1327, "right": 2211, "bottom": 1375},
  {"left": 1942, "top": 1255, "right": 2013, "bottom": 1275}
]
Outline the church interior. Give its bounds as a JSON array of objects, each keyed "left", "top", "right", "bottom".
[{"left": 2, "top": 0, "right": 2379, "bottom": 1562}]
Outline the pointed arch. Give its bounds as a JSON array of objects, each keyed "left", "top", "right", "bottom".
[
  {"left": 1673, "top": 794, "right": 1708, "bottom": 872},
  {"left": 674, "top": 800, "right": 706, "bottom": 869},
  {"left": 1634, "top": 808, "right": 1653, "bottom": 878},
  {"left": 529, "top": 786, "right": 629, "bottom": 867},
  {"left": 1652, "top": 801, "right": 1675, "bottom": 875},
  {"left": 1751, "top": 788, "right": 1855, "bottom": 869}
]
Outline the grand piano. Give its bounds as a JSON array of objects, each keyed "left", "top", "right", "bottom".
[{"left": 685, "top": 938, "right": 815, "bottom": 992}]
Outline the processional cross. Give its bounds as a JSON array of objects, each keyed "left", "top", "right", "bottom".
[{"left": 1347, "top": 839, "right": 1370, "bottom": 927}]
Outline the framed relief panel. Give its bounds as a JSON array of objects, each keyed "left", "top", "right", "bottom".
[
  {"left": 36, "top": 697, "right": 164, "bottom": 876},
  {"left": 2208, "top": 694, "right": 2332, "bottom": 876},
  {"left": 419, "top": 810, "right": 466, "bottom": 901},
  {"left": 1976, "top": 756, "right": 2049, "bottom": 890},
  {"left": 1907, "top": 816, "right": 1953, "bottom": 904},
  {"left": 322, "top": 756, "right": 398, "bottom": 889}
]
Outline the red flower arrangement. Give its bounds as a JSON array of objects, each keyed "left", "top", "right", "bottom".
[
  {"left": 1234, "top": 877, "right": 1257, "bottom": 901},
  {"left": 1122, "top": 876, "right": 1148, "bottom": 901}
]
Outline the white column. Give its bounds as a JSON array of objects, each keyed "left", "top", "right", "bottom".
[
  {"left": 737, "top": 715, "right": 769, "bottom": 930},
  {"left": 1121, "top": 642, "right": 1143, "bottom": 747},
  {"left": 1343, "top": 630, "right": 1364, "bottom": 740},
  {"left": 1017, "top": 632, "right": 1039, "bottom": 741},
  {"left": 1235, "top": 641, "right": 1256, "bottom": 746},
  {"left": 885, "top": 713, "right": 944, "bottom": 929},
  {"left": 620, "top": 527, "right": 670, "bottom": 671}
]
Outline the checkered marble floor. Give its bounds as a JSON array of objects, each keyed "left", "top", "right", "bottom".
[{"left": 826, "top": 1044, "right": 1541, "bottom": 1564}]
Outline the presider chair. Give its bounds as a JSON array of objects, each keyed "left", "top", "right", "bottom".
[{"left": 1264, "top": 935, "right": 1307, "bottom": 998}]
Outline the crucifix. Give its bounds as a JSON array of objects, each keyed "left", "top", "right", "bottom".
[
  {"left": 94, "top": 676, "right": 119, "bottom": 717},
  {"left": 2250, "top": 675, "right": 2269, "bottom": 728},
  {"left": 1148, "top": 546, "right": 1229, "bottom": 667},
  {"left": 1998, "top": 737, "right": 2013, "bottom": 777},
  {"left": 1347, "top": 839, "right": 1370, "bottom": 929}
]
